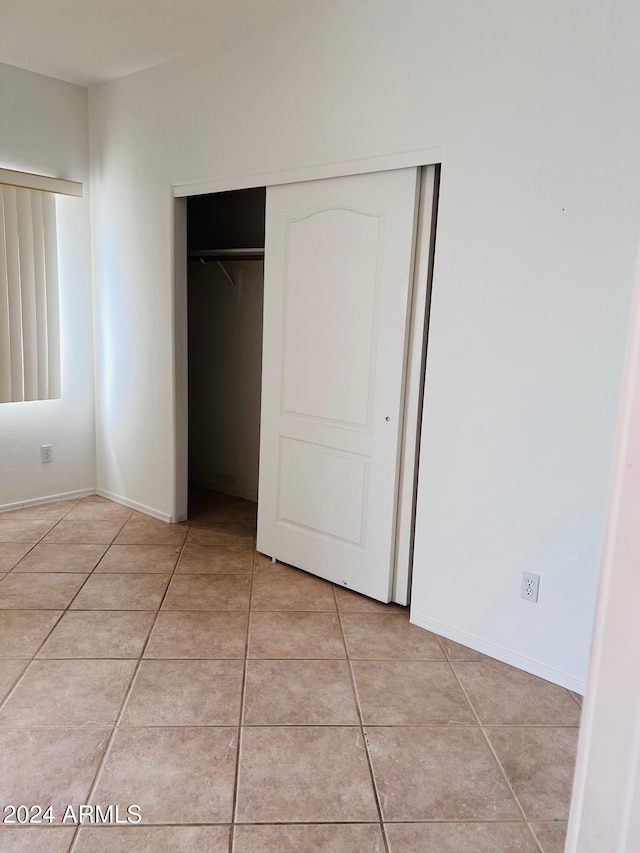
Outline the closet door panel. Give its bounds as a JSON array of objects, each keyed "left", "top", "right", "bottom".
[
  {"left": 257, "top": 168, "right": 418, "bottom": 602},
  {"left": 281, "top": 206, "right": 379, "bottom": 427}
]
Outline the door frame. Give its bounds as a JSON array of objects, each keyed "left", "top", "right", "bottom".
[
  {"left": 172, "top": 146, "right": 442, "bottom": 603},
  {"left": 393, "top": 165, "right": 440, "bottom": 604}
]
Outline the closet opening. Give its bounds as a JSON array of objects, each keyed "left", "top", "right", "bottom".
[
  {"left": 186, "top": 187, "right": 266, "bottom": 523},
  {"left": 175, "top": 163, "right": 439, "bottom": 604}
]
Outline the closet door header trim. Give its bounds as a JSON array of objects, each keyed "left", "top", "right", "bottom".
[{"left": 173, "top": 146, "right": 443, "bottom": 198}]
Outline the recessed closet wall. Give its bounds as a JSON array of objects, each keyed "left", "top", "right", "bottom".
[{"left": 187, "top": 188, "right": 265, "bottom": 502}]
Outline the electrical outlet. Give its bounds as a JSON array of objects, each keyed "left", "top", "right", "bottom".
[
  {"left": 40, "top": 445, "right": 52, "bottom": 464},
  {"left": 521, "top": 571, "right": 540, "bottom": 603}
]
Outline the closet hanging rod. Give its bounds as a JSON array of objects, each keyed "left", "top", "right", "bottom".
[{"left": 188, "top": 248, "right": 264, "bottom": 262}]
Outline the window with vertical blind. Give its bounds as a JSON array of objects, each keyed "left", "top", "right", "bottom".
[{"left": 0, "top": 184, "right": 60, "bottom": 402}]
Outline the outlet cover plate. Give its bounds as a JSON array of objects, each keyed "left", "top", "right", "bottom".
[
  {"left": 40, "top": 445, "right": 52, "bottom": 464},
  {"left": 521, "top": 571, "right": 540, "bottom": 603}
]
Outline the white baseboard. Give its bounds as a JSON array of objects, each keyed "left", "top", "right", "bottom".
[
  {"left": 0, "top": 488, "right": 95, "bottom": 514},
  {"left": 188, "top": 475, "right": 257, "bottom": 504},
  {"left": 410, "top": 609, "right": 586, "bottom": 694},
  {"left": 96, "top": 489, "right": 173, "bottom": 523}
]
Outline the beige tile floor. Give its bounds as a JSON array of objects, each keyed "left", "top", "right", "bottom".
[{"left": 0, "top": 489, "right": 581, "bottom": 852}]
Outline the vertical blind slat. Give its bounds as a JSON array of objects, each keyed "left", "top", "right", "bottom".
[
  {"left": 0, "top": 186, "right": 60, "bottom": 403},
  {"left": 43, "top": 192, "right": 60, "bottom": 400},
  {"left": 3, "top": 187, "right": 24, "bottom": 402},
  {"left": 0, "top": 190, "right": 13, "bottom": 402},
  {"left": 31, "top": 192, "right": 49, "bottom": 399},
  {"left": 16, "top": 188, "right": 38, "bottom": 401}
]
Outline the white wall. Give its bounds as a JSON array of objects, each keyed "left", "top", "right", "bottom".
[
  {"left": 566, "top": 251, "right": 640, "bottom": 852},
  {"left": 188, "top": 261, "right": 263, "bottom": 501},
  {"left": 89, "top": 0, "right": 640, "bottom": 687},
  {"left": 0, "top": 63, "right": 95, "bottom": 508}
]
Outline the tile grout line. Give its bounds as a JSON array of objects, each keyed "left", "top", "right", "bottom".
[
  {"left": 444, "top": 656, "right": 544, "bottom": 852},
  {"left": 229, "top": 527, "right": 257, "bottom": 853},
  {"left": 0, "top": 508, "right": 133, "bottom": 716},
  {"left": 67, "top": 515, "right": 191, "bottom": 853},
  {"left": 0, "top": 663, "right": 32, "bottom": 714},
  {"left": 333, "top": 585, "right": 391, "bottom": 853},
  {"left": 0, "top": 501, "right": 80, "bottom": 577},
  {"left": 527, "top": 820, "right": 548, "bottom": 851},
  {"left": 1, "top": 495, "right": 82, "bottom": 572}
]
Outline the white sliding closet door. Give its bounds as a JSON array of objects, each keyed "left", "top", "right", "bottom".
[{"left": 257, "top": 168, "right": 419, "bottom": 602}]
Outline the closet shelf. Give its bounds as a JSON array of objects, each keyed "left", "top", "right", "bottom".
[{"left": 188, "top": 248, "right": 264, "bottom": 262}]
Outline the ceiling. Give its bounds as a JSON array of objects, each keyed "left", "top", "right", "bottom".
[{"left": 0, "top": 0, "right": 336, "bottom": 85}]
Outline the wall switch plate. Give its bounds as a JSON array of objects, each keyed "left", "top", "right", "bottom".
[
  {"left": 40, "top": 445, "right": 52, "bottom": 464},
  {"left": 521, "top": 571, "right": 540, "bottom": 603}
]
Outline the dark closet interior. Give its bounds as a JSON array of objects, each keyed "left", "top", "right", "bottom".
[{"left": 186, "top": 188, "right": 266, "bottom": 511}]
